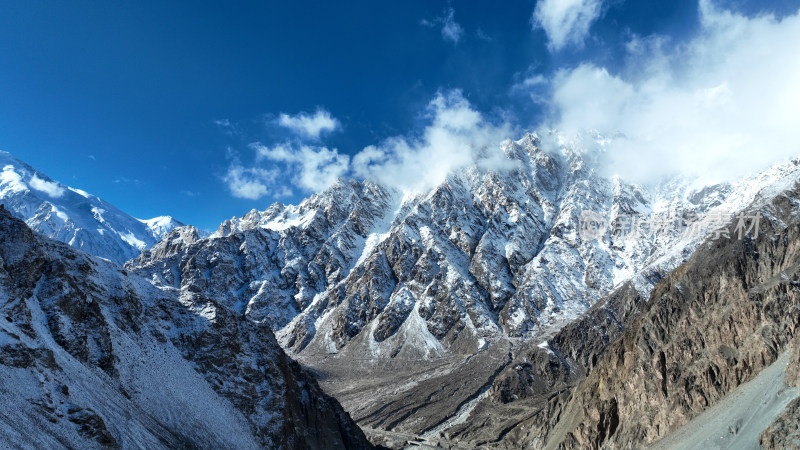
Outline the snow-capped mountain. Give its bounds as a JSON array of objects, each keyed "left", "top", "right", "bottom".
[
  {"left": 43, "top": 130, "right": 800, "bottom": 448},
  {"left": 128, "top": 132, "right": 800, "bottom": 361},
  {"left": 0, "top": 150, "right": 182, "bottom": 264},
  {"left": 0, "top": 205, "right": 372, "bottom": 449}
]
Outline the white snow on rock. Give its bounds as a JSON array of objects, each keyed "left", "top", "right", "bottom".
[{"left": 129, "top": 132, "right": 800, "bottom": 360}]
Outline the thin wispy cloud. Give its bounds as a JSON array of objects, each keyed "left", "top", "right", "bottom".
[
  {"left": 221, "top": 108, "right": 343, "bottom": 199},
  {"left": 214, "top": 118, "right": 239, "bottom": 137},
  {"left": 476, "top": 28, "right": 492, "bottom": 42},
  {"left": 277, "top": 109, "right": 340, "bottom": 139},
  {"left": 532, "top": 0, "right": 603, "bottom": 51},
  {"left": 421, "top": 7, "right": 464, "bottom": 45},
  {"left": 113, "top": 177, "right": 142, "bottom": 185},
  {"left": 511, "top": 72, "right": 548, "bottom": 103}
]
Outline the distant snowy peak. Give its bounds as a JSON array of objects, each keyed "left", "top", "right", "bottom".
[
  {"left": 211, "top": 178, "right": 395, "bottom": 237},
  {"left": 139, "top": 215, "right": 185, "bottom": 239},
  {"left": 0, "top": 150, "right": 180, "bottom": 264}
]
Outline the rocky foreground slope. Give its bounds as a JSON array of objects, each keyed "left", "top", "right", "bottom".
[
  {"left": 760, "top": 336, "right": 800, "bottom": 449},
  {"left": 0, "top": 150, "right": 181, "bottom": 264},
  {"left": 0, "top": 205, "right": 372, "bottom": 449},
  {"left": 491, "top": 173, "right": 800, "bottom": 449}
]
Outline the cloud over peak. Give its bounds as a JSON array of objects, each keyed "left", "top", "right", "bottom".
[
  {"left": 542, "top": 0, "right": 800, "bottom": 183},
  {"left": 223, "top": 90, "right": 514, "bottom": 200},
  {"left": 352, "top": 90, "right": 513, "bottom": 192},
  {"left": 29, "top": 175, "right": 65, "bottom": 198},
  {"left": 253, "top": 143, "right": 350, "bottom": 193}
]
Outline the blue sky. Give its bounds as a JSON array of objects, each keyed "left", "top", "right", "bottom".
[{"left": 1, "top": 0, "right": 799, "bottom": 230}]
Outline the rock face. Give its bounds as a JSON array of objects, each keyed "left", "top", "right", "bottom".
[
  {"left": 0, "top": 206, "right": 372, "bottom": 449},
  {"left": 498, "top": 181, "right": 800, "bottom": 449},
  {"left": 0, "top": 150, "right": 181, "bottom": 264},
  {"left": 126, "top": 133, "right": 800, "bottom": 445}
]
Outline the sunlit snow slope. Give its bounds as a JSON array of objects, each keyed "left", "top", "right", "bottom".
[{"left": 0, "top": 150, "right": 181, "bottom": 264}]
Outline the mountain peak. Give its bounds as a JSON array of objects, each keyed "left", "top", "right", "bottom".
[{"left": 0, "top": 151, "right": 181, "bottom": 264}]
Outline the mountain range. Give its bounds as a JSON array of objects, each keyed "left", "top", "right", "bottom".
[{"left": 2, "top": 135, "right": 800, "bottom": 449}]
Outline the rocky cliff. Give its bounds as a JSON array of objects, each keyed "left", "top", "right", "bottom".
[
  {"left": 498, "top": 179, "right": 800, "bottom": 449},
  {"left": 127, "top": 133, "right": 800, "bottom": 447},
  {"left": 0, "top": 205, "right": 372, "bottom": 449},
  {"left": 128, "top": 133, "right": 768, "bottom": 359}
]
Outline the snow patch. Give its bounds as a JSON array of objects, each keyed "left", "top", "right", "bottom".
[
  {"left": 68, "top": 187, "right": 91, "bottom": 198},
  {"left": 139, "top": 215, "right": 180, "bottom": 239},
  {"left": 119, "top": 231, "right": 146, "bottom": 250},
  {"left": 262, "top": 208, "right": 316, "bottom": 231}
]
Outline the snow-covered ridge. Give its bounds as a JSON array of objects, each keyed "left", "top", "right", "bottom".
[
  {"left": 129, "top": 132, "right": 800, "bottom": 360},
  {"left": 0, "top": 150, "right": 182, "bottom": 264}
]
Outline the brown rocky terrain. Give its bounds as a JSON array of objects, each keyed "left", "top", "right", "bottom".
[
  {"left": 489, "top": 183, "right": 800, "bottom": 448},
  {"left": 760, "top": 335, "right": 800, "bottom": 449}
]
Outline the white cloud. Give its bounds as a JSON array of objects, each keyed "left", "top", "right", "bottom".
[
  {"left": 441, "top": 8, "right": 464, "bottom": 44},
  {"left": 29, "top": 175, "right": 65, "bottom": 198},
  {"left": 229, "top": 91, "right": 512, "bottom": 198},
  {"left": 277, "top": 109, "right": 339, "bottom": 139},
  {"left": 223, "top": 165, "right": 276, "bottom": 200},
  {"left": 253, "top": 143, "right": 350, "bottom": 192},
  {"left": 422, "top": 8, "right": 464, "bottom": 44},
  {"left": 532, "top": 0, "right": 603, "bottom": 51},
  {"left": 351, "top": 90, "right": 514, "bottom": 192},
  {"left": 511, "top": 72, "right": 549, "bottom": 103},
  {"left": 541, "top": 0, "right": 800, "bottom": 184}
]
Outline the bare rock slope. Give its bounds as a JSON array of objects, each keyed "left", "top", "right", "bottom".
[{"left": 499, "top": 181, "right": 800, "bottom": 449}]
